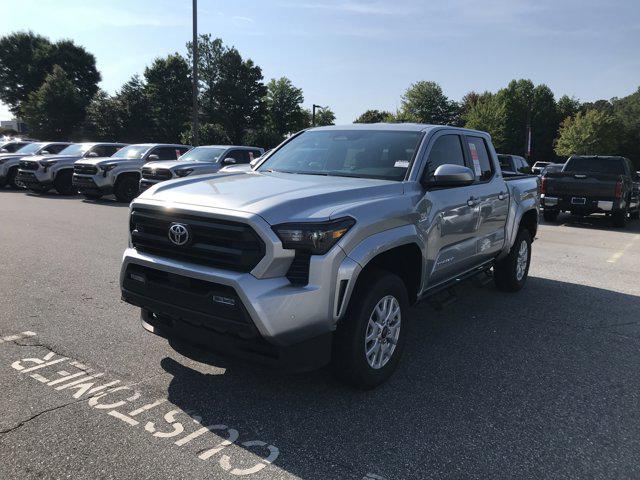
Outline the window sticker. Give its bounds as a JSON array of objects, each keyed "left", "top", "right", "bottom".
[
  {"left": 394, "top": 160, "right": 409, "bottom": 168},
  {"left": 469, "top": 143, "right": 482, "bottom": 176}
]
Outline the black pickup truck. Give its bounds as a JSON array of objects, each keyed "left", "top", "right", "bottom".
[{"left": 541, "top": 155, "right": 640, "bottom": 226}]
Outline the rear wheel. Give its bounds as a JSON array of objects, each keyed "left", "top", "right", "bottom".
[
  {"left": 612, "top": 208, "right": 627, "bottom": 228},
  {"left": 114, "top": 175, "right": 139, "bottom": 203},
  {"left": 630, "top": 206, "right": 640, "bottom": 220},
  {"left": 543, "top": 210, "right": 559, "bottom": 222},
  {"left": 53, "top": 169, "right": 75, "bottom": 195},
  {"left": 494, "top": 228, "right": 532, "bottom": 292},
  {"left": 331, "top": 269, "right": 409, "bottom": 389}
]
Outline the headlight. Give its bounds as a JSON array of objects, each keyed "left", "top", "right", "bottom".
[
  {"left": 272, "top": 217, "right": 355, "bottom": 255},
  {"left": 175, "top": 168, "right": 193, "bottom": 177},
  {"left": 99, "top": 163, "right": 118, "bottom": 176},
  {"left": 39, "top": 159, "right": 57, "bottom": 169}
]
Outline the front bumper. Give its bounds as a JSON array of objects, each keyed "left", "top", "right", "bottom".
[
  {"left": 16, "top": 171, "right": 51, "bottom": 190},
  {"left": 73, "top": 174, "right": 113, "bottom": 195},
  {"left": 541, "top": 195, "right": 619, "bottom": 213}
]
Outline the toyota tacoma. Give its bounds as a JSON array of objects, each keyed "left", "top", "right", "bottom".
[
  {"left": 120, "top": 124, "right": 539, "bottom": 388},
  {"left": 139, "top": 145, "right": 263, "bottom": 193},
  {"left": 0, "top": 141, "right": 70, "bottom": 189}
]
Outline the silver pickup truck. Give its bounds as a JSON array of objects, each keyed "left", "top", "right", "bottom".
[
  {"left": 120, "top": 124, "right": 539, "bottom": 388},
  {"left": 139, "top": 145, "right": 264, "bottom": 193}
]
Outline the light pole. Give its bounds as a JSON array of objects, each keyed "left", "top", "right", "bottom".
[
  {"left": 312, "top": 104, "right": 326, "bottom": 126},
  {"left": 191, "top": 0, "right": 199, "bottom": 146}
]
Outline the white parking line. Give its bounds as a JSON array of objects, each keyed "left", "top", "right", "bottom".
[
  {"left": 0, "top": 331, "right": 36, "bottom": 343},
  {"left": 607, "top": 235, "right": 640, "bottom": 263}
]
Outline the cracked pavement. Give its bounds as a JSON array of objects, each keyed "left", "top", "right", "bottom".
[{"left": 2, "top": 191, "right": 640, "bottom": 479}]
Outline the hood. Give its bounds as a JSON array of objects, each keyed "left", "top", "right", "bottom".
[
  {"left": 145, "top": 160, "right": 218, "bottom": 171},
  {"left": 23, "top": 154, "right": 81, "bottom": 163},
  {"left": 139, "top": 171, "right": 404, "bottom": 224},
  {"left": 75, "top": 157, "right": 126, "bottom": 166},
  {"left": 0, "top": 152, "right": 31, "bottom": 161}
]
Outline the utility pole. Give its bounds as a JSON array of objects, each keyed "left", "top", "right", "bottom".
[{"left": 191, "top": 0, "right": 199, "bottom": 146}]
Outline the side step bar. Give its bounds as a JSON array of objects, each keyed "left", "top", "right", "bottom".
[{"left": 417, "top": 262, "right": 494, "bottom": 309}]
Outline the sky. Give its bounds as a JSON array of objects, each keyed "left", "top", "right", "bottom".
[{"left": 1, "top": 0, "right": 639, "bottom": 124}]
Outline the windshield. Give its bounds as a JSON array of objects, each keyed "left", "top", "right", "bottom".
[
  {"left": 15, "top": 142, "right": 45, "bottom": 154},
  {"left": 257, "top": 130, "right": 422, "bottom": 181},
  {"left": 179, "top": 147, "right": 226, "bottom": 163},
  {"left": 564, "top": 157, "right": 625, "bottom": 175},
  {"left": 111, "top": 145, "right": 149, "bottom": 159},
  {"left": 59, "top": 144, "right": 92, "bottom": 156}
]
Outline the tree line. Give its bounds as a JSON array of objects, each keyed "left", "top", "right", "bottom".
[
  {"left": 354, "top": 80, "right": 640, "bottom": 167},
  {"left": 1, "top": 31, "right": 638, "bottom": 165},
  {"left": 0, "top": 32, "right": 336, "bottom": 147}
]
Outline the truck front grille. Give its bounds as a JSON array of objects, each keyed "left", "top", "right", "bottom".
[
  {"left": 74, "top": 164, "right": 98, "bottom": 175},
  {"left": 141, "top": 167, "right": 172, "bottom": 180},
  {"left": 130, "top": 207, "right": 265, "bottom": 272},
  {"left": 18, "top": 160, "right": 38, "bottom": 171}
]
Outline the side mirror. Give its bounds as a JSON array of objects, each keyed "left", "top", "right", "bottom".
[
  {"left": 422, "top": 164, "right": 475, "bottom": 188},
  {"left": 147, "top": 154, "right": 159, "bottom": 162},
  {"left": 0, "top": 148, "right": 8, "bottom": 153},
  {"left": 41, "top": 150, "right": 50, "bottom": 155},
  {"left": 86, "top": 151, "right": 98, "bottom": 158},
  {"left": 223, "top": 157, "right": 236, "bottom": 165},
  {"left": 249, "top": 158, "right": 259, "bottom": 167}
]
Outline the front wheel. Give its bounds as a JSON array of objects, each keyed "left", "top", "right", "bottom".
[
  {"left": 494, "top": 229, "right": 532, "bottom": 292},
  {"left": 331, "top": 269, "right": 409, "bottom": 389},
  {"left": 114, "top": 175, "right": 139, "bottom": 203},
  {"left": 53, "top": 170, "right": 75, "bottom": 195}
]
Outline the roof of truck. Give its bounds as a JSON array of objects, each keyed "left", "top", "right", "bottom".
[{"left": 310, "top": 123, "right": 489, "bottom": 135}]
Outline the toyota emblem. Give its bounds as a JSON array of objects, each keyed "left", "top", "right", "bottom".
[{"left": 168, "top": 223, "right": 190, "bottom": 246}]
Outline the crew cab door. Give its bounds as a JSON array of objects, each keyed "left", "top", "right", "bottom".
[
  {"left": 417, "top": 132, "right": 482, "bottom": 286},
  {"left": 462, "top": 135, "right": 509, "bottom": 262}
]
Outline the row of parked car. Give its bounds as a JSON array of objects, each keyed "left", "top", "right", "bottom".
[{"left": 0, "top": 139, "right": 263, "bottom": 202}]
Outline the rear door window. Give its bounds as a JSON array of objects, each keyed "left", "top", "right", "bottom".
[
  {"left": 424, "top": 134, "right": 466, "bottom": 177},
  {"left": 91, "top": 145, "right": 121, "bottom": 157},
  {"left": 466, "top": 136, "right": 493, "bottom": 181},
  {"left": 564, "top": 157, "right": 625, "bottom": 175},
  {"left": 46, "top": 144, "right": 69, "bottom": 154},
  {"left": 151, "top": 147, "right": 180, "bottom": 161}
]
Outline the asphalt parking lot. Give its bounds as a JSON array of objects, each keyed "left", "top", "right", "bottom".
[{"left": 1, "top": 190, "right": 640, "bottom": 480}]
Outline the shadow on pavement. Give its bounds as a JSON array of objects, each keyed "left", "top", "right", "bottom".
[
  {"left": 542, "top": 212, "right": 640, "bottom": 233},
  {"left": 158, "top": 276, "right": 640, "bottom": 479}
]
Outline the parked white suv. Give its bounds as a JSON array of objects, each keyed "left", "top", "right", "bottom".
[
  {"left": 139, "top": 145, "right": 264, "bottom": 193},
  {"left": 73, "top": 143, "right": 191, "bottom": 202}
]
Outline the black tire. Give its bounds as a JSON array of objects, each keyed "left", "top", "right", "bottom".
[
  {"left": 6, "top": 167, "right": 19, "bottom": 189},
  {"left": 494, "top": 228, "right": 532, "bottom": 293},
  {"left": 114, "top": 175, "right": 139, "bottom": 203},
  {"left": 29, "top": 184, "right": 49, "bottom": 194},
  {"left": 53, "top": 169, "right": 75, "bottom": 195},
  {"left": 83, "top": 193, "right": 102, "bottom": 200},
  {"left": 629, "top": 207, "right": 640, "bottom": 220},
  {"left": 543, "top": 210, "right": 559, "bottom": 222},
  {"left": 612, "top": 209, "right": 627, "bottom": 228},
  {"left": 331, "top": 269, "right": 410, "bottom": 389}
]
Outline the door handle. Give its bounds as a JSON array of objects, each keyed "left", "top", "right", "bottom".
[
  {"left": 498, "top": 191, "right": 507, "bottom": 200},
  {"left": 467, "top": 197, "right": 479, "bottom": 207}
]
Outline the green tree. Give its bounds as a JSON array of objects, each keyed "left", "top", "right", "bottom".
[
  {"left": 313, "top": 106, "right": 336, "bottom": 126},
  {"left": 612, "top": 87, "right": 640, "bottom": 168},
  {"left": 400, "top": 81, "right": 458, "bottom": 125},
  {"left": 186, "top": 34, "right": 225, "bottom": 124},
  {"left": 265, "top": 77, "right": 306, "bottom": 138},
  {"left": 83, "top": 90, "right": 122, "bottom": 141},
  {"left": 180, "top": 122, "right": 230, "bottom": 146},
  {"left": 0, "top": 31, "right": 100, "bottom": 114},
  {"left": 495, "top": 79, "right": 535, "bottom": 156},
  {"left": 20, "top": 65, "right": 86, "bottom": 139},
  {"left": 556, "top": 95, "right": 581, "bottom": 123},
  {"left": 144, "top": 54, "right": 192, "bottom": 143},
  {"left": 464, "top": 94, "right": 507, "bottom": 150},
  {"left": 212, "top": 47, "right": 267, "bottom": 143},
  {"left": 530, "top": 84, "right": 559, "bottom": 162},
  {"left": 354, "top": 109, "right": 392, "bottom": 123},
  {"left": 554, "top": 109, "right": 621, "bottom": 157},
  {"left": 113, "top": 75, "right": 153, "bottom": 142}
]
